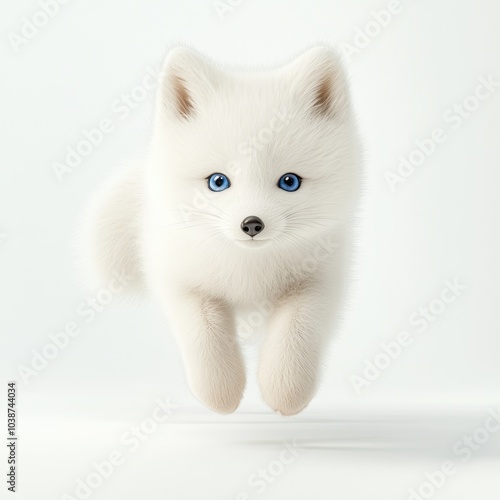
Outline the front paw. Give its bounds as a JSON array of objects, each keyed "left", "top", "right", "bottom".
[
  {"left": 188, "top": 367, "right": 246, "bottom": 414},
  {"left": 259, "top": 365, "right": 316, "bottom": 416}
]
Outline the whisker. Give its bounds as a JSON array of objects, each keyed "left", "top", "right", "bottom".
[
  {"left": 164, "top": 209, "right": 227, "bottom": 221},
  {"left": 201, "top": 200, "right": 231, "bottom": 218},
  {"left": 288, "top": 221, "right": 331, "bottom": 229},
  {"left": 154, "top": 223, "right": 207, "bottom": 233}
]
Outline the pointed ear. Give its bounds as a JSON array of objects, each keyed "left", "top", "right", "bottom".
[
  {"left": 159, "top": 47, "right": 219, "bottom": 121},
  {"left": 288, "top": 46, "right": 350, "bottom": 118}
]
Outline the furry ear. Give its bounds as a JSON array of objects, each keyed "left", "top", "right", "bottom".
[
  {"left": 159, "top": 47, "right": 219, "bottom": 120},
  {"left": 289, "top": 46, "right": 349, "bottom": 118}
]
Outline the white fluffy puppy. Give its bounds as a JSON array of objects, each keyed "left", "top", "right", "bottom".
[{"left": 82, "top": 45, "right": 362, "bottom": 415}]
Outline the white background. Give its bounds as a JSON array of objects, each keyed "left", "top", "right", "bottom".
[{"left": 1, "top": 0, "right": 499, "bottom": 499}]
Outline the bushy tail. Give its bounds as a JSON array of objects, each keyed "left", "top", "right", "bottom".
[{"left": 77, "top": 165, "right": 144, "bottom": 293}]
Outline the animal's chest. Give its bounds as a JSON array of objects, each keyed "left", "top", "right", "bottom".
[
  {"left": 196, "top": 255, "right": 295, "bottom": 304},
  {"left": 171, "top": 245, "right": 306, "bottom": 304}
]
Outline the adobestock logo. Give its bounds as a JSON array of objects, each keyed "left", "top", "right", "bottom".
[
  {"left": 341, "top": 0, "right": 422, "bottom": 61},
  {"left": 407, "top": 407, "right": 500, "bottom": 500},
  {"left": 385, "top": 75, "right": 500, "bottom": 192},
  {"left": 236, "top": 300, "right": 275, "bottom": 345},
  {"left": 350, "top": 277, "right": 466, "bottom": 394},
  {"left": 8, "top": 0, "right": 73, "bottom": 54},
  {"left": 224, "top": 108, "right": 296, "bottom": 178},
  {"left": 17, "top": 269, "right": 131, "bottom": 384},
  {"left": 52, "top": 65, "right": 159, "bottom": 183},
  {"left": 213, "top": 0, "right": 246, "bottom": 21},
  {"left": 234, "top": 441, "right": 299, "bottom": 499},
  {"left": 61, "top": 397, "right": 178, "bottom": 500},
  {"left": 178, "top": 107, "right": 296, "bottom": 222},
  {"left": 232, "top": 236, "right": 339, "bottom": 346}
]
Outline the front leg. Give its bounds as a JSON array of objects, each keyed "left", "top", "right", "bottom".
[
  {"left": 165, "top": 293, "right": 246, "bottom": 414},
  {"left": 258, "top": 284, "right": 332, "bottom": 416}
]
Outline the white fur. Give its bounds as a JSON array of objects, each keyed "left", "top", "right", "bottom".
[{"left": 83, "top": 45, "right": 362, "bottom": 415}]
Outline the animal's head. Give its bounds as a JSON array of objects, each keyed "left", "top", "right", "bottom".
[{"left": 148, "top": 46, "right": 361, "bottom": 254}]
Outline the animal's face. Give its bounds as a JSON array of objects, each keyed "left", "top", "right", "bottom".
[{"left": 149, "top": 46, "right": 360, "bottom": 254}]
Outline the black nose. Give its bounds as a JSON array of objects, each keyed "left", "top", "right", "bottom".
[{"left": 241, "top": 216, "right": 265, "bottom": 237}]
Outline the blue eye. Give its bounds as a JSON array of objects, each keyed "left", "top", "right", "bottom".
[
  {"left": 207, "top": 173, "right": 230, "bottom": 192},
  {"left": 278, "top": 173, "right": 302, "bottom": 192}
]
